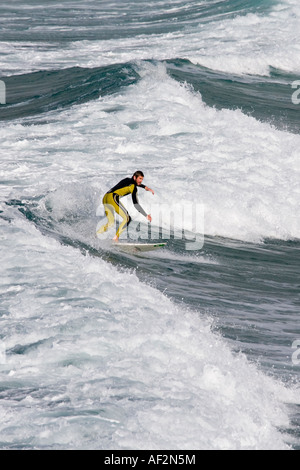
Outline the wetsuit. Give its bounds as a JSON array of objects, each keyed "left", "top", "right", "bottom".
[{"left": 97, "top": 177, "right": 148, "bottom": 238}]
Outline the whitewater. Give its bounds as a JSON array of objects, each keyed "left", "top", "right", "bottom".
[{"left": 0, "top": 0, "right": 299, "bottom": 450}]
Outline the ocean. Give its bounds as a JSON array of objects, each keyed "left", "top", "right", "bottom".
[{"left": 0, "top": 0, "right": 299, "bottom": 450}]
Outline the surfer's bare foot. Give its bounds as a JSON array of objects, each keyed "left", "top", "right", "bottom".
[{"left": 113, "top": 236, "right": 119, "bottom": 242}]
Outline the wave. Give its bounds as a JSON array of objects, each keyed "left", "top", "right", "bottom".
[
  {"left": 167, "top": 59, "right": 300, "bottom": 134},
  {"left": 0, "top": 204, "right": 297, "bottom": 449},
  {"left": 0, "top": 0, "right": 274, "bottom": 44},
  {"left": 3, "top": 0, "right": 300, "bottom": 78},
  {"left": 1, "top": 60, "right": 300, "bottom": 243},
  {"left": 2, "top": 58, "right": 299, "bottom": 135},
  {"left": 94, "top": 61, "right": 300, "bottom": 243},
  {"left": 0, "top": 64, "right": 139, "bottom": 122}
]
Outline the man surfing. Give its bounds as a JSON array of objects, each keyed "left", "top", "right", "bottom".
[{"left": 97, "top": 170, "right": 154, "bottom": 242}]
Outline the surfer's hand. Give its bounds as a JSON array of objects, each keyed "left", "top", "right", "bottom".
[
  {"left": 145, "top": 186, "right": 154, "bottom": 195},
  {"left": 147, "top": 214, "right": 152, "bottom": 223}
]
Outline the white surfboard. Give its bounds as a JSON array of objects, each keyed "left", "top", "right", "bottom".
[{"left": 114, "top": 242, "right": 166, "bottom": 253}]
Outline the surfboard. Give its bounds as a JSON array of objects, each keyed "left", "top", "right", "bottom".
[{"left": 114, "top": 242, "right": 166, "bottom": 253}]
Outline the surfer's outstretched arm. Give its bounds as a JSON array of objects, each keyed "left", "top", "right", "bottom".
[{"left": 145, "top": 186, "right": 154, "bottom": 195}]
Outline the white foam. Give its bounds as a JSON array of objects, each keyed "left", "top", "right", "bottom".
[
  {"left": 147, "top": 249, "right": 219, "bottom": 265},
  {"left": 1, "top": 1, "right": 300, "bottom": 451},
  {"left": 0, "top": 215, "right": 297, "bottom": 449},
  {"left": 188, "top": 0, "right": 300, "bottom": 75},
  {"left": 1, "top": 61, "right": 299, "bottom": 243},
  {"left": 94, "top": 62, "right": 300, "bottom": 243}
]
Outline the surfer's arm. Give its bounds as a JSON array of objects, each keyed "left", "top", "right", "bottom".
[
  {"left": 132, "top": 188, "right": 148, "bottom": 218},
  {"left": 139, "top": 183, "right": 155, "bottom": 195},
  {"left": 145, "top": 186, "right": 154, "bottom": 195}
]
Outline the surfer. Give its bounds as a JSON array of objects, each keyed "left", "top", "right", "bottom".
[{"left": 97, "top": 171, "right": 154, "bottom": 242}]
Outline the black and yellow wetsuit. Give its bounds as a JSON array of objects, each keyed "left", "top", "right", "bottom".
[{"left": 97, "top": 177, "right": 147, "bottom": 238}]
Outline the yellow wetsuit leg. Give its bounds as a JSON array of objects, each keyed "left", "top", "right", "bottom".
[
  {"left": 97, "top": 193, "right": 115, "bottom": 235},
  {"left": 97, "top": 192, "right": 130, "bottom": 238}
]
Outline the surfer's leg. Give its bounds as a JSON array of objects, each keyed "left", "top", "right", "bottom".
[
  {"left": 112, "top": 194, "right": 131, "bottom": 239},
  {"left": 96, "top": 194, "right": 115, "bottom": 235}
]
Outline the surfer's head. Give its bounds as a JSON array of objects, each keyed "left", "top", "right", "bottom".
[{"left": 133, "top": 170, "right": 144, "bottom": 185}]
